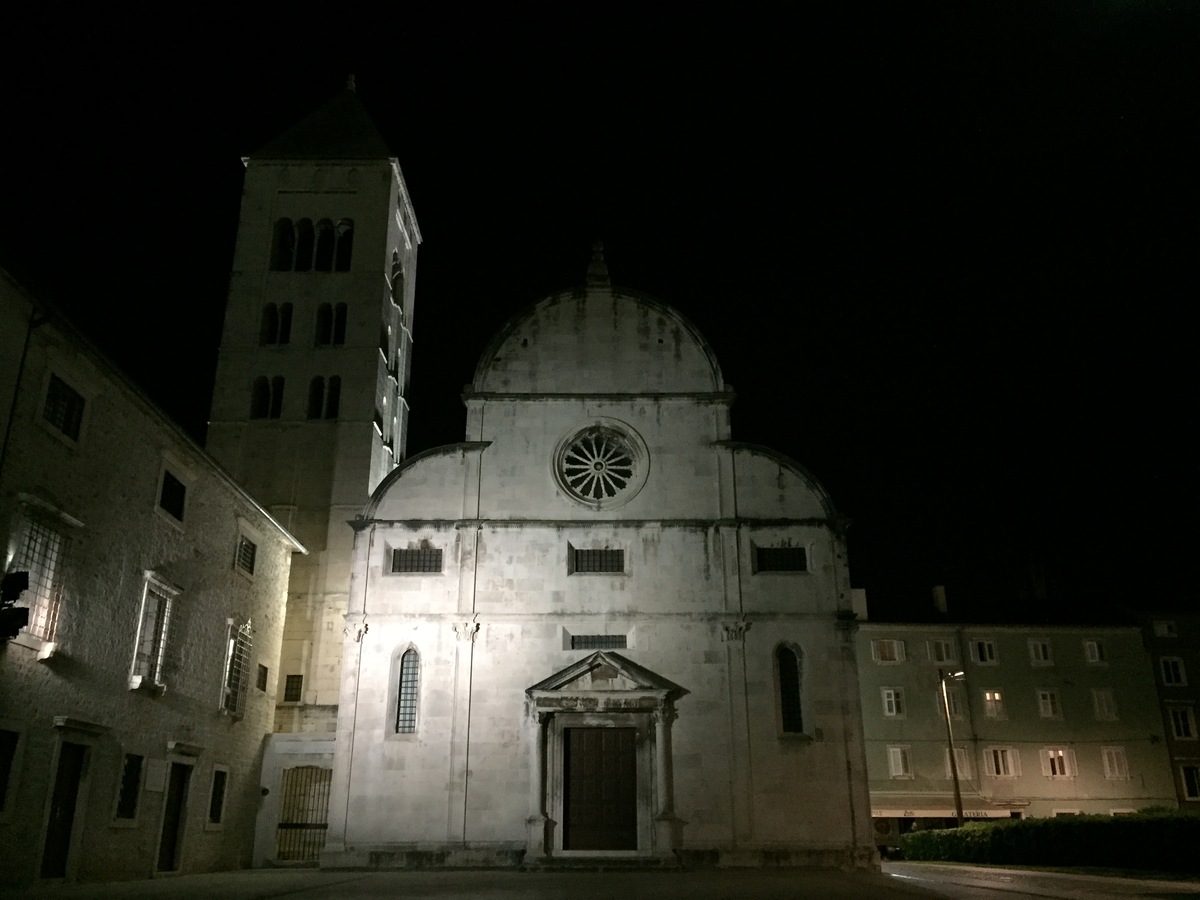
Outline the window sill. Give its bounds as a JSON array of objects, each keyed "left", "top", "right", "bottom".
[
  {"left": 10, "top": 630, "right": 59, "bottom": 659},
  {"left": 109, "top": 818, "right": 139, "bottom": 830},
  {"left": 129, "top": 675, "right": 166, "bottom": 694}
]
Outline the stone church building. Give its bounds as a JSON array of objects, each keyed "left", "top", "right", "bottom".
[{"left": 206, "top": 87, "right": 874, "bottom": 868}]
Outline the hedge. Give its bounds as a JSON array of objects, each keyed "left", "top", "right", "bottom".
[{"left": 899, "top": 812, "right": 1200, "bottom": 872}]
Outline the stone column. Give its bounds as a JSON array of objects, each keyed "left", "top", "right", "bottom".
[
  {"left": 525, "top": 710, "right": 552, "bottom": 858},
  {"left": 652, "top": 706, "right": 680, "bottom": 857}
]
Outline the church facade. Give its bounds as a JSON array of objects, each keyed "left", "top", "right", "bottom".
[{"left": 322, "top": 251, "right": 876, "bottom": 867}]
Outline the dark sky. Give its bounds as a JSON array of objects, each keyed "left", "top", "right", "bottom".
[{"left": 2, "top": 5, "right": 1196, "bottom": 623}]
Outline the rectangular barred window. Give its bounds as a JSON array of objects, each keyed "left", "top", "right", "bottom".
[
  {"left": 754, "top": 546, "right": 808, "bottom": 572},
  {"left": 284, "top": 674, "right": 303, "bottom": 702},
  {"left": 11, "top": 514, "right": 66, "bottom": 641},
  {"left": 572, "top": 548, "right": 624, "bottom": 574},
  {"left": 221, "top": 620, "right": 252, "bottom": 716},
  {"left": 43, "top": 374, "right": 85, "bottom": 441},
  {"left": 391, "top": 547, "right": 443, "bottom": 573},
  {"left": 570, "top": 634, "right": 628, "bottom": 650},
  {"left": 235, "top": 536, "right": 257, "bottom": 575}
]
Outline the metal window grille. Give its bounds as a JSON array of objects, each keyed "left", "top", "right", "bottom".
[
  {"left": 276, "top": 766, "right": 332, "bottom": 861},
  {"left": 572, "top": 548, "right": 624, "bottom": 573},
  {"left": 777, "top": 646, "right": 804, "bottom": 733},
  {"left": 133, "top": 579, "right": 174, "bottom": 685},
  {"left": 43, "top": 374, "right": 85, "bottom": 441},
  {"left": 115, "top": 753, "right": 143, "bottom": 819},
  {"left": 755, "top": 546, "right": 807, "bottom": 572},
  {"left": 13, "top": 516, "right": 64, "bottom": 641},
  {"left": 391, "top": 548, "right": 442, "bottom": 573},
  {"left": 570, "top": 634, "right": 627, "bottom": 650},
  {"left": 284, "top": 674, "right": 304, "bottom": 702},
  {"left": 222, "top": 620, "right": 252, "bottom": 716},
  {"left": 395, "top": 650, "right": 419, "bottom": 733},
  {"left": 235, "top": 536, "right": 257, "bottom": 574}
]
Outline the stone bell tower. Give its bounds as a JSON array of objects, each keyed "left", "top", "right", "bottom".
[{"left": 207, "top": 82, "right": 420, "bottom": 732}]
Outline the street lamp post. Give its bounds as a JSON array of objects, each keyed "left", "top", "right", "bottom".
[{"left": 940, "top": 668, "right": 966, "bottom": 827}]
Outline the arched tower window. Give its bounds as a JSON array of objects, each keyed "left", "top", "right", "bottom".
[
  {"left": 390, "top": 251, "right": 405, "bottom": 306},
  {"left": 294, "top": 219, "right": 314, "bottom": 271},
  {"left": 325, "top": 376, "right": 341, "bottom": 420},
  {"left": 396, "top": 649, "right": 419, "bottom": 733},
  {"left": 335, "top": 220, "right": 354, "bottom": 271},
  {"left": 278, "top": 303, "right": 293, "bottom": 344},
  {"left": 259, "top": 304, "right": 279, "bottom": 345},
  {"left": 269, "top": 377, "right": 285, "bottom": 419},
  {"left": 776, "top": 644, "right": 804, "bottom": 734},
  {"left": 333, "top": 303, "right": 347, "bottom": 346},
  {"left": 269, "top": 219, "right": 294, "bottom": 271},
  {"left": 250, "top": 376, "right": 270, "bottom": 418},
  {"left": 315, "top": 304, "right": 333, "bottom": 346},
  {"left": 314, "top": 219, "right": 335, "bottom": 271},
  {"left": 307, "top": 377, "right": 325, "bottom": 419}
]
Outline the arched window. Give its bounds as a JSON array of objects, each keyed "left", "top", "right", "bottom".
[
  {"left": 391, "top": 251, "right": 405, "bottom": 306},
  {"left": 278, "top": 303, "right": 293, "bottom": 345},
  {"left": 325, "top": 377, "right": 341, "bottom": 420},
  {"left": 307, "top": 377, "right": 325, "bottom": 419},
  {"left": 269, "top": 219, "right": 294, "bottom": 271},
  {"left": 269, "top": 377, "right": 285, "bottom": 419},
  {"left": 335, "top": 219, "right": 354, "bottom": 272},
  {"left": 332, "top": 303, "right": 347, "bottom": 345},
  {"left": 396, "top": 649, "right": 419, "bottom": 733},
  {"left": 315, "top": 303, "right": 333, "bottom": 346},
  {"left": 250, "top": 376, "right": 270, "bottom": 418},
  {"left": 294, "top": 219, "right": 314, "bottom": 272},
  {"left": 314, "top": 219, "right": 335, "bottom": 271},
  {"left": 259, "top": 304, "right": 279, "bottom": 345},
  {"left": 776, "top": 644, "right": 804, "bottom": 734}
]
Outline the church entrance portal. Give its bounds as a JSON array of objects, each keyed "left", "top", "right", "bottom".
[{"left": 562, "top": 727, "right": 637, "bottom": 850}]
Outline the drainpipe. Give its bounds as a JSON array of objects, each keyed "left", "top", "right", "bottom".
[{"left": 0, "top": 304, "right": 45, "bottom": 485}]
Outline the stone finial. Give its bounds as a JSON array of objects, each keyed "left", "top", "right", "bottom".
[
  {"left": 586, "top": 240, "right": 611, "bottom": 288},
  {"left": 346, "top": 73, "right": 357, "bottom": 92}
]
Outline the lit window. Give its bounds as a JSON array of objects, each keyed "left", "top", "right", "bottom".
[
  {"left": 1084, "top": 640, "right": 1106, "bottom": 664},
  {"left": 1028, "top": 640, "right": 1053, "bottom": 666},
  {"left": 9, "top": 512, "right": 66, "bottom": 641},
  {"left": 776, "top": 645, "right": 804, "bottom": 734},
  {"left": 970, "top": 640, "right": 998, "bottom": 665},
  {"left": 882, "top": 687, "right": 905, "bottom": 718},
  {"left": 221, "top": 620, "right": 252, "bottom": 717},
  {"left": 208, "top": 768, "right": 228, "bottom": 825},
  {"left": 1041, "top": 747, "right": 1076, "bottom": 777},
  {"left": 130, "top": 573, "right": 177, "bottom": 689},
  {"left": 42, "top": 374, "right": 85, "bottom": 441},
  {"left": 1102, "top": 747, "right": 1129, "bottom": 780},
  {"left": 871, "top": 639, "right": 906, "bottom": 664},
  {"left": 928, "top": 639, "right": 956, "bottom": 663},
  {"left": 1037, "top": 689, "right": 1062, "bottom": 719},
  {"left": 158, "top": 470, "right": 186, "bottom": 522},
  {"left": 391, "top": 547, "right": 443, "bottom": 573},
  {"left": 395, "top": 649, "right": 419, "bottom": 734},
  {"left": 235, "top": 535, "right": 257, "bottom": 575},
  {"left": 1170, "top": 707, "right": 1196, "bottom": 740},
  {"left": 945, "top": 747, "right": 972, "bottom": 780},
  {"left": 985, "top": 747, "right": 1019, "bottom": 777},
  {"left": 754, "top": 546, "right": 808, "bottom": 572},
  {"left": 284, "top": 674, "right": 303, "bottom": 702},
  {"left": 983, "top": 689, "right": 1005, "bottom": 719},
  {"left": 1092, "top": 689, "right": 1118, "bottom": 721},
  {"left": 1161, "top": 657, "right": 1187, "bottom": 686},
  {"left": 114, "top": 753, "right": 143, "bottom": 820},
  {"left": 570, "top": 547, "right": 624, "bottom": 574},
  {"left": 887, "top": 746, "right": 912, "bottom": 778}
]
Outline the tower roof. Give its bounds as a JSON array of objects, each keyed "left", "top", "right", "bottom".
[{"left": 251, "top": 87, "right": 393, "bottom": 161}]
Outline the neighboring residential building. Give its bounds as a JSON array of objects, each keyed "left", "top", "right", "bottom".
[
  {"left": 857, "top": 621, "right": 1177, "bottom": 847},
  {"left": 1144, "top": 614, "right": 1200, "bottom": 808},
  {"left": 0, "top": 269, "right": 304, "bottom": 885},
  {"left": 317, "top": 251, "right": 876, "bottom": 869}
]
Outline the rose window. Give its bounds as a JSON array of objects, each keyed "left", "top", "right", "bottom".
[{"left": 560, "top": 430, "right": 635, "bottom": 501}]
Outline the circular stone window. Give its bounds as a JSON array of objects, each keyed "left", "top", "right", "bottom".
[{"left": 553, "top": 421, "right": 649, "bottom": 510}]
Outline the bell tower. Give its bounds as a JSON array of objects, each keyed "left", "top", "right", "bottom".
[{"left": 207, "top": 84, "right": 419, "bottom": 732}]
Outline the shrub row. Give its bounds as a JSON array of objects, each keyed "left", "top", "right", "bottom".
[{"left": 900, "top": 812, "right": 1200, "bottom": 872}]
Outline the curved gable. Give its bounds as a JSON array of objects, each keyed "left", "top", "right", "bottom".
[
  {"left": 724, "top": 443, "right": 840, "bottom": 521},
  {"left": 365, "top": 443, "right": 487, "bottom": 520}
]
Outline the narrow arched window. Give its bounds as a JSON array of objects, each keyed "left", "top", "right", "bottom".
[
  {"left": 294, "top": 219, "right": 314, "bottom": 271},
  {"left": 325, "top": 377, "right": 341, "bottom": 420},
  {"left": 269, "top": 377, "right": 285, "bottom": 419},
  {"left": 270, "top": 219, "right": 294, "bottom": 271},
  {"left": 391, "top": 252, "right": 405, "bottom": 306},
  {"left": 259, "top": 304, "right": 279, "bottom": 345},
  {"left": 396, "top": 649, "right": 419, "bottom": 733},
  {"left": 250, "top": 376, "right": 270, "bottom": 418},
  {"left": 278, "top": 303, "right": 293, "bottom": 345},
  {"left": 314, "top": 219, "right": 335, "bottom": 271},
  {"left": 307, "top": 377, "right": 325, "bottom": 419},
  {"left": 315, "top": 303, "right": 333, "bottom": 346},
  {"left": 776, "top": 644, "right": 804, "bottom": 734},
  {"left": 335, "top": 219, "right": 354, "bottom": 271},
  {"left": 332, "top": 303, "right": 347, "bottom": 346}
]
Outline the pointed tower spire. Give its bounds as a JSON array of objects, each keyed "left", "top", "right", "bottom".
[{"left": 586, "top": 240, "right": 611, "bottom": 289}]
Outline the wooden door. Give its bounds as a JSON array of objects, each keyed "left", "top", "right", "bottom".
[
  {"left": 563, "top": 727, "right": 637, "bottom": 850},
  {"left": 40, "top": 742, "right": 85, "bottom": 877},
  {"left": 157, "top": 762, "right": 192, "bottom": 872}
]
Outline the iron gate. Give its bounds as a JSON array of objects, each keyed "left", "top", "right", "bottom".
[{"left": 276, "top": 765, "right": 331, "bottom": 861}]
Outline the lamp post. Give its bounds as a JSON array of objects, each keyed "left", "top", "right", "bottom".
[{"left": 939, "top": 668, "right": 966, "bottom": 827}]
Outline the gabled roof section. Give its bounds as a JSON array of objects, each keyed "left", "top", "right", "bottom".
[
  {"left": 252, "top": 88, "right": 393, "bottom": 161},
  {"left": 527, "top": 651, "right": 686, "bottom": 699}
]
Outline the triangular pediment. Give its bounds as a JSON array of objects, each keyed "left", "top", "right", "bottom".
[{"left": 527, "top": 651, "right": 685, "bottom": 698}]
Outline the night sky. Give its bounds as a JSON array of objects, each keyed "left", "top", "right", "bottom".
[{"left": 2, "top": 6, "right": 1196, "bottom": 623}]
